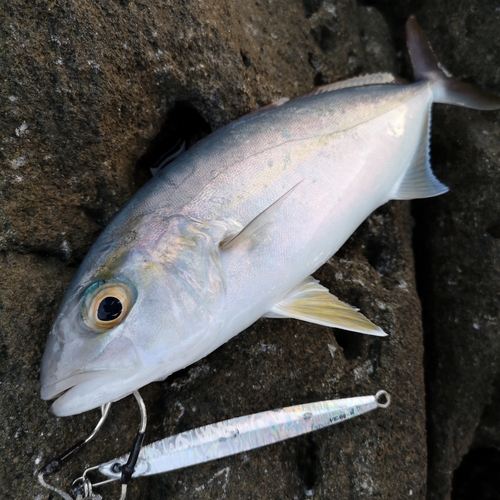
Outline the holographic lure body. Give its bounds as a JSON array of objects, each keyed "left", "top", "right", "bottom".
[{"left": 99, "top": 391, "right": 390, "bottom": 479}]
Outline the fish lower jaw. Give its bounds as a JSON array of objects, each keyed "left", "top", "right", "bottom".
[
  {"left": 41, "top": 369, "right": 141, "bottom": 417},
  {"left": 40, "top": 369, "right": 109, "bottom": 401}
]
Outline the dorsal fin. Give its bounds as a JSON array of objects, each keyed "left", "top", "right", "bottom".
[
  {"left": 263, "top": 277, "right": 387, "bottom": 336},
  {"left": 150, "top": 141, "right": 186, "bottom": 176},
  {"left": 233, "top": 74, "right": 402, "bottom": 125},
  {"left": 297, "top": 73, "right": 400, "bottom": 100}
]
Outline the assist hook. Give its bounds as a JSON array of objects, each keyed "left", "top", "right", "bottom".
[
  {"left": 70, "top": 390, "right": 147, "bottom": 500},
  {"left": 37, "top": 402, "right": 112, "bottom": 499}
]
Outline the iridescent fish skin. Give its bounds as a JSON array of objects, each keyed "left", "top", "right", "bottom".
[{"left": 41, "top": 17, "right": 500, "bottom": 416}]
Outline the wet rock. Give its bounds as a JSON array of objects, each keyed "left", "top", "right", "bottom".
[{"left": 413, "top": 5, "right": 500, "bottom": 499}]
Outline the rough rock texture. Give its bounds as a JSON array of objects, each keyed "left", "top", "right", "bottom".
[
  {"left": 0, "top": 1, "right": 498, "bottom": 499},
  {"left": 412, "top": 3, "right": 500, "bottom": 499}
]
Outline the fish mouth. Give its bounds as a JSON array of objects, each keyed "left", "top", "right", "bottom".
[
  {"left": 41, "top": 335, "right": 146, "bottom": 416},
  {"left": 41, "top": 369, "right": 140, "bottom": 417},
  {"left": 41, "top": 370, "right": 112, "bottom": 401}
]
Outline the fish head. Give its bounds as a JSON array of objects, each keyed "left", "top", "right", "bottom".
[{"left": 41, "top": 214, "right": 226, "bottom": 416}]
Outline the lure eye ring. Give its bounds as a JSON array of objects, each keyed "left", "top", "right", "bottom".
[
  {"left": 375, "top": 390, "right": 391, "bottom": 409},
  {"left": 82, "top": 281, "right": 134, "bottom": 332}
]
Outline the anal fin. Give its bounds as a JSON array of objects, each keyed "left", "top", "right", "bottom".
[
  {"left": 263, "top": 277, "right": 387, "bottom": 336},
  {"left": 390, "top": 106, "right": 448, "bottom": 200}
]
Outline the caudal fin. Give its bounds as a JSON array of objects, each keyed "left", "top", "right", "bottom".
[{"left": 406, "top": 15, "right": 500, "bottom": 110}]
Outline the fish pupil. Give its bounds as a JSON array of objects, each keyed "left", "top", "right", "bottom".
[{"left": 97, "top": 296, "right": 123, "bottom": 321}]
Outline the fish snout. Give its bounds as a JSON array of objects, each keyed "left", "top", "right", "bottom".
[{"left": 40, "top": 336, "right": 142, "bottom": 413}]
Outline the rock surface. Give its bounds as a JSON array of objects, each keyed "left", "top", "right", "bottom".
[
  {"left": 413, "top": 4, "right": 500, "bottom": 499},
  {"left": 0, "top": 1, "right": 498, "bottom": 499}
]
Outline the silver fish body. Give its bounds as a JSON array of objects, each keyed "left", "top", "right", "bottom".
[{"left": 41, "top": 17, "right": 500, "bottom": 416}]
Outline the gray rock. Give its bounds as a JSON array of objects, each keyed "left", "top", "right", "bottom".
[
  {"left": 0, "top": 1, "right": 498, "bottom": 499},
  {"left": 413, "top": 6, "right": 500, "bottom": 499}
]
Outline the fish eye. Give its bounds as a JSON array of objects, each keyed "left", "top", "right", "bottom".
[
  {"left": 97, "top": 296, "right": 123, "bottom": 321},
  {"left": 82, "top": 281, "right": 134, "bottom": 331}
]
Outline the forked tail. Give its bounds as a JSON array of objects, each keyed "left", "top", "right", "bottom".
[{"left": 407, "top": 15, "right": 500, "bottom": 110}]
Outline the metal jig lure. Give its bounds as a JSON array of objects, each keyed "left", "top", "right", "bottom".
[
  {"left": 38, "top": 390, "right": 389, "bottom": 499},
  {"left": 72, "top": 390, "right": 390, "bottom": 499}
]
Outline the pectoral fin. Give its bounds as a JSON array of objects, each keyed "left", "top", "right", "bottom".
[
  {"left": 221, "top": 182, "right": 302, "bottom": 250},
  {"left": 264, "top": 277, "right": 387, "bottom": 336}
]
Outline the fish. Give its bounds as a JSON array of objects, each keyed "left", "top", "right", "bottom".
[{"left": 40, "top": 17, "right": 500, "bottom": 416}]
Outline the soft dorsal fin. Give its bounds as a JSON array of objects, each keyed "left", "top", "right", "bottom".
[
  {"left": 232, "top": 74, "right": 403, "bottom": 126},
  {"left": 297, "top": 73, "right": 400, "bottom": 99},
  {"left": 263, "top": 277, "right": 387, "bottom": 336},
  {"left": 221, "top": 182, "right": 302, "bottom": 250},
  {"left": 390, "top": 105, "right": 448, "bottom": 200}
]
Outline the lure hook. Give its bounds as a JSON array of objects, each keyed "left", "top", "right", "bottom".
[
  {"left": 38, "top": 402, "right": 111, "bottom": 477},
  {"left": 71, "top": 464, "right": 115, "bottom": 499},
  {"left": 115, "top": 390, "right": 147, "bottom": 499},
  {"left": 70, "top": 390, "right": 147, "bottom": 500},
  {"left": 37, "top": 402, "right": 112, "bottom": 499}
]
